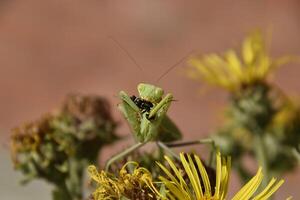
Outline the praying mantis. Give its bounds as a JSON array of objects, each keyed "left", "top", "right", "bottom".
[
  {"left": 104, "top": 37, "right": 215, "bottom": 171},
  {"left": 119, "top": 83, "right": 181, "bottom": 143},
  {"left": 105, "top": 83, "right": 215, "bottom": 171}
]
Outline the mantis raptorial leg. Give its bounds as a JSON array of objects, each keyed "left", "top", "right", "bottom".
[
  {"left": 105, "top": 141, "right": 180, "bottom": 172},
  {"left": 164, "top": 138, "right": 216, "bottom": 166},
  {"left": 105, "top": 138, "right": 216, "bottom": 171},
  {"left": 148, "top": 93, "right": 173, "bottom": 119},
  {"left": 156, "top": 141, "right": 180, "bottom": 161},
  {"left": 119, "top": 91, "right": 140, "bottom": 112}
]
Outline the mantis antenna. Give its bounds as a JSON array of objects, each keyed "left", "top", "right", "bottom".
[
  {"left": 108, "top": 36, "right": 145, "bottom": 74},
  {"left": 109, "top": 35, "right": 195, "bottom": 84},
  {"left": 155, "top": 49, "right": 196, "bottom": 83}
]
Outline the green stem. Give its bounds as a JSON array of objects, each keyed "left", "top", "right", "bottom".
[
  {"left": 68, "top": 158, "right": 85, "bottom": 200},
  {"left": 208, "top": 140, "right": 216, "bottom": 167},
  {"left": 105, "top": 142, "right": 145, "bottom": 171},
  {"left": 292, "top": 148, "right": 300, "bottom": 163},
  {"left": 254, "top": 134, "right": 270, "bottom": 188},
  {"left": 236, "top": 161, "right": 253, "bottom": 184},
  {"left": 52, "top": 181, "right": 73, "bottom": 200}
]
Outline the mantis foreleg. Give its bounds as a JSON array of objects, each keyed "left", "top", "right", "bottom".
[
  {"left": 148, "top": 93, "right": 173, "bottom": 119},
  {"left": 119, "top": 91, "right": 139, "bottom": 112},
  {"left": 156, "top": 141, "right": 180, "bottom": 161},
  {"left": 118, "top": 91, "right": 141, "bottom": 140},
  {"left": 164, "top": 138, "right": 215, "bottom": 148}
]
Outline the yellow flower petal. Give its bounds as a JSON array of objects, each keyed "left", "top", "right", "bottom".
[{"left": 188, "top": 30, "right": 294, "bottom": 93}]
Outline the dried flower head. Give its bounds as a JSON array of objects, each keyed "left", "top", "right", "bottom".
[
  {"left": 62, "top": 94, "right": 114, "bottom": 124},
  {"left": 11, "top": 114, "right": 59, "bottom": 166},
  {"left": 10, "top": 94, "right": 119, "bottom": 200}
]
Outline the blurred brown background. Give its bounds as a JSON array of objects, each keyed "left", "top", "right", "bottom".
[{"left": 0, "top": 0, "right": 299, "bottom": 199}]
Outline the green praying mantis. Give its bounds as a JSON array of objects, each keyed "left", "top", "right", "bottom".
[
  {"left": 119, "top": 83, "right": 181, "bottom": 143},
  {"left": 104, "top": 37, "right": 215, "bottom": 171},
  {"left": 105, "top": 83, "right": 215, "bottom": 171}
]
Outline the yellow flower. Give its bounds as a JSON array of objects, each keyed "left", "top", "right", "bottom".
[
  {"left": 88, "top": 165, "right": 121, "bottom": 199},
  {"left": 88, "top": 162, "right": 163, "bottom": 200},
  {"left": 157, "top": 151, "right": 285, "bottom": 200},
  {"left": 188, "top": 31, "right": 292, "bottom": 92}
]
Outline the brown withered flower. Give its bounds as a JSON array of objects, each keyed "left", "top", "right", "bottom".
[{"left": 11, "top": 94, "right": 119, "bottom": 200}]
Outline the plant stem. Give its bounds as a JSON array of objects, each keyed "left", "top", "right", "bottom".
[
  {"left": 254, "top": 134, "right": 270, "bottom": 188},
  {"left": 236, "top": 161, "right": 252, "bottom": 184},
  {"left": 52, "top": 181, "right": 73, "bottom": 200},
  {"left": 68, "top": 158, "right": 85, "bottom": 200}
]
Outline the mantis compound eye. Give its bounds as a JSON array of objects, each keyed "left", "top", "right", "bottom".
[{"left": 154, "top": 88, "right": 163, "bottom": 101}]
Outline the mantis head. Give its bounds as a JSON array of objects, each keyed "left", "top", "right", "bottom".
[{"left": 137, "top": 83, "right": 164, "bottom": 104}]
